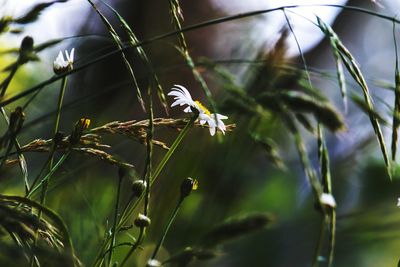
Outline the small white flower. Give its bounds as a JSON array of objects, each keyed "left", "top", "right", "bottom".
[
  {"left": 53, "top": 48, "right": 75, "bottom": 74},
  {"left": 319, "top": 193, "right": 337, "bottom": 208},
  {"left": 168, "top": 85, "right": 228, "bottom": 136},
  {"left": 397, "top": 198, "right": 400, "bottom": 207}
]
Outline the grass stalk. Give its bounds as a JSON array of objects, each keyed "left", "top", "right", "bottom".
[
  {"left": 150, "top": 197, "right": 183, "bottom": 261},
  {"left": 107, "top": 174, "right": 123, "bottom": 267},
  {"left": 40, "top": 76, "right": 67, "bottom": 206}
]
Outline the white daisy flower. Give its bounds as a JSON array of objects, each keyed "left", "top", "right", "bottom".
[
  {"left": 53, "top": 48, "right": 75, "bottom": 74},
  {"left": 319, "top": 193, "right": 337, "bottom": 208},
  {"left": 168, "top": 85, "right": 228, "bottom": 136}
]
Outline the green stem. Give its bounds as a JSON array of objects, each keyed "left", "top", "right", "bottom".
[
  {"left": 328, "top": 209, "right": 336, "bottom": 267},
  {"left": 144, "top": 89, "right": 154, "bottom": 216},
  {"left": 27, "top": 151, "right": 71, "bottom": 199},
  {"left": 152, "top": 115, "right": 196, "bottom": 183},
  {"left": 40, "top": 76, "right": 68, "bottom": 205},
  {"left": 107, "top": 175, "right": 123, "bottom": 267},
  {"left": 150, "top": 197, "right": 183, "bottom": 260},
  {"left": 119, "top": 228, "right": 144, "bottom": 267},
  {"left": 312, "top": 216, "right": 326, "bottom": 267}
]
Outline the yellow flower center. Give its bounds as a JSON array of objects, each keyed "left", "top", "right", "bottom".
[{"left": 195, "top": 100, "right": 211, "bottom": 116}]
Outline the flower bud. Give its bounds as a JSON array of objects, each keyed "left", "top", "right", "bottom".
[
  {"left": 131, "top": 180, "right": 146, "bottom": 197},
  {"left": 134, "top": 213, "right": 151, "bottom": 228},
  {"left": 20, "top": 36, "right": 34, "bottom": 52},
  {"left": 69, "top": 117, "right": 90, "bottom": 145},
  {"left": 180, "top": 177, "right": 198, "bottom": 199}
]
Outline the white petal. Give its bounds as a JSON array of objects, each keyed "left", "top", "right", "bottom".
[
  {"left": 216, "top": 114, "right": 228, "bottom": 120},
  {"left": 171, "top": 101, "right": 182, "bottom": 107},
  {"left": 217, "top": 122, "right": 226, "bottom": 134},
  {"left": 198, "top": 113, "right": 210, "bottom": 121},
  {"left": 69, "top": 48, "right": 75, "bottom": 63},
  {"left": 173, "top": 85, "right": 193, "bottom": 100},
  {"left": 168, "top": 91, "right": 184, "bottom": 97},
  {"left": 207, "top": 118, "right": 216, "bottom": 128},
  {"left": 209, "top": 126, "right": 216, "bottom": 136},
  {"left": 217, "top": 119, "right": 226, "bottom": 130},
  {"left": 171, "top": 99, "right": 189, "bottom": 107},
  {"left": 183, "top": 106, "right": 192, "bottom": 113},
  {"left": 54, "top": 51, "right": 65, "bottom": 66}
]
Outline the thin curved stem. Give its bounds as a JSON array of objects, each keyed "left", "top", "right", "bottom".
[
  {"left": 107, "top": 175, "right": 123, "bottom": 267},
  {"left": 150, "top": 197, "right": 183, "bottom": 261},
  {"left": 119, "top": 228, "right": 144, "bottom": 267},
  {"left": 40, "top": 76, "right": 68, "bottom": 206}
]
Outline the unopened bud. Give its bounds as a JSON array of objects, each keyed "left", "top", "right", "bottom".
[
  {"left": 20, "top": 36, "right": 34, "bottom": 52},
  {"left": 180, "top": 177, "right": 198, "bottom": 199},
  {"left": 69, "top": 117, "right": 90, "bottom": 145},
  {"left": 131, "top": 180, "right": 146, "bottom": 197},
  {"left": 134, "top": 213, "right": 151, "bottom": 228}
]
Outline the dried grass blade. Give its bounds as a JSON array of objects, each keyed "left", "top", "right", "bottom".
[
  {"left": 316, "top": 17, "right": 347, "bottom": 111},
  {"left": 339, "top": 53, "right": 391, "bottom": 178},
  {"left": 317, "top": 16, "right": 391, "bottom": 179}
]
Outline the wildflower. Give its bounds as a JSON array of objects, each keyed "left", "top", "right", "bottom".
[
  {"left": 53, "top": 48, "right": 75, "bottom": 74},
  {"left": 168, "top": 85, "right": 228, "bottom": 136},
  {"left": 319, "top": 193, "right": 337, "bottom": 208},
  {"left": 397, "top": 198, "right": 400, "bottom": 207}
]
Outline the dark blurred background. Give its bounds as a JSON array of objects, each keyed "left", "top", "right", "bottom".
[{"left": 1, "top": 0, "right": 400, "bottom": 266}]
